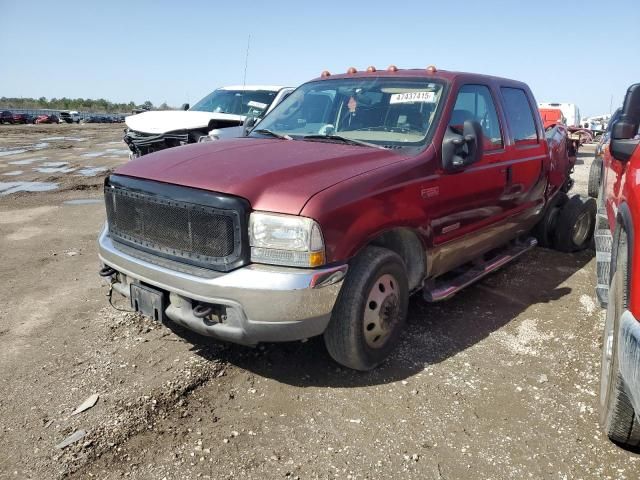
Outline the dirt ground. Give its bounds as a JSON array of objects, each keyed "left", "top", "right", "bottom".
[{"left": 0, "top": 125, "right": 638, "bottom": 479}]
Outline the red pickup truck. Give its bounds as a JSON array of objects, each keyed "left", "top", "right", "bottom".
[
  {"left": 98, "top": 67, "right": 595, "bottom": 370},
  {"left": 596, "top": 83, "right": 640, "bottom": 448}
]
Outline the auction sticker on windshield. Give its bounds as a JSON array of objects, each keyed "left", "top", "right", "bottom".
[
  {"left": 247, "top": 101, "right": 268, "bottom": 110},
  {"left": 390, "top": 91, "right": 436, "bottom": 104}
]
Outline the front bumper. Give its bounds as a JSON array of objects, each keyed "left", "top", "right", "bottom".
[
  {"left": 619, "top": 310, "right": 640, "bottom": 415},
  {"left": 98, "top": 226, "right": 346, "bottom": 345},
  {"left": 123, "top": 129, "right": 189, "bottom": 157}
]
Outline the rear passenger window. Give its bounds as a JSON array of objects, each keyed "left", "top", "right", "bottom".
[
  {"left": 449, "top": 85, "right": 503, "bottom": 151},
  {"left": 501, "top": 87, "right": 538, "bottom": 144}
]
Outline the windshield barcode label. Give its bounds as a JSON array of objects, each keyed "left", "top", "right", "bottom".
[{"left": 389, "top": 91, "right": 436, "bottom": 104}]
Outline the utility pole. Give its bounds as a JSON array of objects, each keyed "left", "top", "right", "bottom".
[{"left": 610, "top": 95, "right": 613, "bottom": 114}]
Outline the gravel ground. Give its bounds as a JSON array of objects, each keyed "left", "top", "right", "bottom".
[{"left": 0, "top": 126, "right": 638, "bottom": 479}]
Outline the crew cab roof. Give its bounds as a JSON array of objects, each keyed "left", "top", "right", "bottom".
[
  {"left": 311, "top": 68, "right": 531, "bottom": 89},
  {"left": 218, "top": 85, "right": 287, "bottom": 91}
]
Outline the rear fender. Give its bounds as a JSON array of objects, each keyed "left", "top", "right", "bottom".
[{"left": 545, "top": 124, "right": 573, "bottom": 194}]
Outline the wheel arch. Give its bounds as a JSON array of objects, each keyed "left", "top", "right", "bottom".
[
  {"left": 365, "top": 228, "right": 427, "bottom": 292},
  {"left": 614, "top": 202, "right": 636, "bottom": 314}
]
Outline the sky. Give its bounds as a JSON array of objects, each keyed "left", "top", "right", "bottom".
[{"left": 1, "top": 0, "right": 639, "bottom": 117}]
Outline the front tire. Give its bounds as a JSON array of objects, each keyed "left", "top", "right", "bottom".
[
  {"left": 600, "top": 228, "right": 640, "bottom": 447},
  {"left": 588, "top": 157, "right": 603, "bottom": 198},
  {"left": 323, "top": 246, "right": 409, "bottom": 371}
]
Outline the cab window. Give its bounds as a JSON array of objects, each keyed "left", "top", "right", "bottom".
[
  {"left": 501, "top": 87, "right": 538, "bottom": 145},
  {"left": 449, "top": 85, "right": 503, "bottom": 151}
]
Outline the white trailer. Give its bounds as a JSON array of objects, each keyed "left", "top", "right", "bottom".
[{"left": 538, "top": 102, "right": 581, "bottom": 127}]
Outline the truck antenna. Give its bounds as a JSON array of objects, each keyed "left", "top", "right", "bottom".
[
  {"left": 240, "top": 35, "right": 251, "bottom": 113},
  {"left": 242, "top": 34, "right": 251, "bottom": 89}
]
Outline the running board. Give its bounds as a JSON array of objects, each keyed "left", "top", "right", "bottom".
[{"left": 423, "top": 237, "right": 538, "bottom": 302}]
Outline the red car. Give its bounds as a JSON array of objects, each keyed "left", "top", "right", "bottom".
[
  {"left": 34, "top": 114, "right": 60, "bottom": 124},
  {"left": 596, "top": 83, "right": 640, "bottom": 448},
  {"left": 12, "top": 113, "right": 33, "bottom": 124},
  {"left": 98, "top": 67, "right": 594, "bottom": 370}
]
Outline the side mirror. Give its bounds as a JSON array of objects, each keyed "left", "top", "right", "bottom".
[
  {"left": 611, "top": 83, "right": 640, "bottom": 162},
  {"left": 442, "top": 120, "right": 484, "bottom": 171},
  {"left": 242, "top": 116, "right": 259, "bottom": 136},
  {"left": 181, "top": 103, "right": 190, "bottom": 111}
]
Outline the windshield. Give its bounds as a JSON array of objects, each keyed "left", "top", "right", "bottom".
[
  {"left": 251, "top": 77, "right": 446, "bottom": 151},
  {"left": 190, "top": 89, "right": 278, "bottom": 116}
]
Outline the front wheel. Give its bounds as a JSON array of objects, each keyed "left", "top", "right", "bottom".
[
  {"left": 588, "top": 157, "right": 603, "bottom": 198},
  {"left": 324, "top": 246, "right": 409, "bottom": 371},
  {"left": 600, "top": 228, "right": 640, "bottom": 447}
]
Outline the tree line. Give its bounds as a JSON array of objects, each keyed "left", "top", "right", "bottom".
[{"left": 0, "top": 97, "right": 174, "bottom": 113}]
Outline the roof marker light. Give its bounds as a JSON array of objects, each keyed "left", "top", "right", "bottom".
[
  {"left": 387, "top": 65, "right": 398, "bottom": 72},
  {"left": 346, "top": 67, "right": 358, "bottom": 74},
  {"left": 426, "top": 65, "right": 437, "bottom": 73},
  {"left": 321, "top": 70, "right": 331, "bottom": 78},
  {"left": 366, "top": 66, "right": 376, "bottom": 72}
]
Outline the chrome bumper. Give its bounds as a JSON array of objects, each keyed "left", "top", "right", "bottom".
[{"left": 98, "top": 226, "right": 346, "bottom": 345}]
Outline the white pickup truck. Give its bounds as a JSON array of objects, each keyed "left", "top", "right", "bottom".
[{"left": 124, "top": 85, "right": 293, "bottom": 157}]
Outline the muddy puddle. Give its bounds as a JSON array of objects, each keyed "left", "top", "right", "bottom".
[
  {"left": 0, "top": 181, "right": 59, "bottom": 195},
  {"left": 63, "top": 198, "right": 103, "bottom": 205},
  {"left": 0, "top": 142, "right": 49, "bottom": 157},
  {"left": 40, "top": 136, "right": 87, "bottom": 142},
  {"left": 81, "top": 148, "right": 129, "bottom": 158},
  {"left": 76, "top": 167, "right": 108, "bottom": 177},
  {"left": 8, "top": 157, "right": 49, "bottom": 165}
]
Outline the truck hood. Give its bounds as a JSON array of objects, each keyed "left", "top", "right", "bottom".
[
  {"left": 125, "top": 110, "right": 244, "bottom": 135},
  {"left": 114, "top": 138, "right": 406, "bottom": 215}
]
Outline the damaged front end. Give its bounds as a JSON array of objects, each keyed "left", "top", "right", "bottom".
[{"left": 123, "top": 129, "right": 191, "bottom": 158}]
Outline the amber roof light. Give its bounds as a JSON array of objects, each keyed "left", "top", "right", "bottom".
[
  {"left": 346, "top": 67, "right": 358, "bottom": 74},
  {"left": 321, "top": 70, "right": 331, "bottom": 78},
  {"left": 426, "top": 65, "right": 437, "bottom": 73},
  {"left": 387, "top": 65, "right": 398, "bottom": 72},
  {"left": 366, "top": 66, "right": 376, "bottom": 72}
]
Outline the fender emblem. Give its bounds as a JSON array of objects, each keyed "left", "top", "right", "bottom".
[{"left": 421, "top": 187, "right": 439, "bottom": 199}]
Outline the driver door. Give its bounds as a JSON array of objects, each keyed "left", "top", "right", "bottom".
[{"left": 429, "top": 83, "right": 510, "bottom": 275}]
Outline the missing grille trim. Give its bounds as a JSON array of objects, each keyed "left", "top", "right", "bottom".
[{"left": 104, "top": 175, "right": 250, "bottom": 272}]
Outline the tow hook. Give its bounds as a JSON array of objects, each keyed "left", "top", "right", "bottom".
[
  {"left": 193, "top": 304, "right": 214, "bottom": 319},
  {"left": 99, "top": 266, "right": 116, "bottom": 277}
]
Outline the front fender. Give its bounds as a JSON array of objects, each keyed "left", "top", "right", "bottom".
[{"left": 301, "top": 150, "right": 436, "bottom": 263}]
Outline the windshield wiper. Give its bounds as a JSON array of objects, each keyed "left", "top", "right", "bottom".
[
  {"left": 302, "top": 134, "right": 384, "bottom": 149},
  {"left": 253, "top": 129, "right": 292, "bottom": 140}
]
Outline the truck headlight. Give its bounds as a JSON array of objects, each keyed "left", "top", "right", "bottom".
[{"left": 249, "top": 212, "right": 325, "bottom": 267}]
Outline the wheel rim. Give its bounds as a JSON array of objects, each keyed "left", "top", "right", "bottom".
[
  {"left": 363, "top": 273, "right": 400, "bottom": 349},
  {"left": 571, "top": 211, "right": 591, "bottom": 245},
  {"left": 600, "top": 274, "right": 618, "bottom": 410}
]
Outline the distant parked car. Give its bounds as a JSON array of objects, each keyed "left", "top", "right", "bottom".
[
  {"left": 81, "top": 115, "right": 106, "bottom": 124},
  {"left": 35, "top": 114, "right": 60, "bottom": 124},
  {"left": 59, "top": 112, "right": 73, "bottom": 124},
  {"left": 12, "top": 113, "right": 34, "bottom": 124},
  {"left": 1, "top": 111, "right": 13, "bottom": 124}
]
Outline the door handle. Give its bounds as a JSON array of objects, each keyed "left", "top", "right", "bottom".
[{"left": 504, "top": 166, "right": 512, "bottom": 185}]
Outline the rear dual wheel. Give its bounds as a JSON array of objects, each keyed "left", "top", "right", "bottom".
[
  {"left": 324, "top": 246, "right": 408, "bottom": 371},
  {"left": 534, "top": 193, "right": 596, "bottom": 252},
  {"left": 553, "top": 195, "right": 596, "bottom": 252}
]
